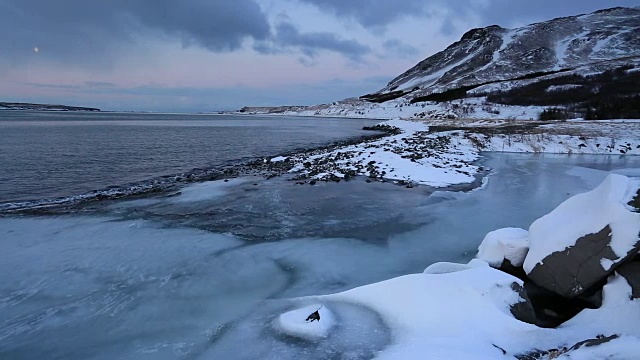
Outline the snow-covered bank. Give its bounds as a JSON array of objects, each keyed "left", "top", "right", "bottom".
[
  {"left": 238, "top": 96, "right": 546, "bottom": 121},
  {"left": 278, "top": 175, "right": 640, "bottom": 359},
  {"left": 312, "top": 267, "right": 640, "bottom": 359},
  {"left": 271, "top": 118, "right": 640, "bottom": 189},
  {"left": 286, "top": 119, "right": 480, "bottom": 187}
]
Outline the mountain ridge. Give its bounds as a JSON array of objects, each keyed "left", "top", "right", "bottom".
[{"left": 378, "top": 6, "right": 639, "bottom": 98}]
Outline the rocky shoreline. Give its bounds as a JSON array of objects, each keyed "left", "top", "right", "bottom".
[
  {"left": 5, "top": 117, "right": 639, "bottom": 216},
  {"left": 0, "top": 126, "right": 397, "bottom": 215}
]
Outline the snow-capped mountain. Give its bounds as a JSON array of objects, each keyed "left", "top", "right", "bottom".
[
  {"left": 239, "top": 7, "right": 640, "bottom": 120},
  {"left": 379, "top": 7, "right": 639, "bottom": 97}
]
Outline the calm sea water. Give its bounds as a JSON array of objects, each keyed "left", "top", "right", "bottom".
[{"left": 0, "top": 111, "right": 377, "bottom": 203}]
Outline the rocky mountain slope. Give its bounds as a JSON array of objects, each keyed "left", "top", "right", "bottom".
[{"left": 376, "top": 6, "right": 639, "bottom": 98}]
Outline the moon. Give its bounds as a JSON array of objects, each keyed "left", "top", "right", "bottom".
[{"left": 33, "top": 47, "right": 39, "bottom": 53}]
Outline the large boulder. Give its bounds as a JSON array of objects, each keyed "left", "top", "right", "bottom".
[{"left": 523, "top": 174, "right": 640, "bottom": 298}]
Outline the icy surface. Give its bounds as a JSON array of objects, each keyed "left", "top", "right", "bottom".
[
  {"left": 1, "top": 153, "right": 638, "bottom": 359},
  {"left": 171, "top": 178, "right": 251, "bottom": 203},
  {"left": 477, "top": 228, "right": 529, "bottom": 267},
  {"left": 524, "top": 174, "right": 640, "bottom": 273}
]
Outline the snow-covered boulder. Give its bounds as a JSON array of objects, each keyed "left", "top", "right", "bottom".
[
  {"left": 524, "top": 174, "right": 640, "bottom": 298},
  {"left": 423, "top": 258, "right": 488, "bottom": 274},
  {"left": 275, "top": 304, "right": 335, "bottom": 340},
  {"left": 476, "top": 228, "right": 529, "bottom": 268}
]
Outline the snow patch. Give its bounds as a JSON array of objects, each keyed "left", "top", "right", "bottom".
[
  {"left": 270, "top": 156, "right": 288, "bottom": 163},
  {"left": 327, "top": 267, "right": 533, "bottom": 359},
  {"left": 477, "top": 228, "right": 530, "bottom": 267},
  {"left": 423, "top": 258, "right": 489, "bottom": 274},
  {"left": 276, "top": 304, "right": 335, "bottom": 340}
]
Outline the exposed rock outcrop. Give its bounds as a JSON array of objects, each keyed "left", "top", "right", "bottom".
[
  {"left": 478, "top": 174, "right": 640, "bottom": 328},
  {"left": 523, "top": 174, "right": 640, "bottom": 298}
]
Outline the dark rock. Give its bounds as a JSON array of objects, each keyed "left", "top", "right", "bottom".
[
  {"left": 499, "top": 259, "right": 527, "bottom": 281},
  {"left": 309, "top": 180, "right": 317, "bottom": 186},
  {"left": 515, "top": 334, "right": 619, "bottom": 360},
  {"left": 510, "top": 279, "right": 604, "bottom": 328},
  {"left": 628, "top": 189, "right": 640, "bottom": 212},
  {"left": 509, "top": 282, "right": 542, "bottom": 327},
  {"left": 527, "top": 225, "right": 639, "bottom": 298},
  {"left": 616, "top": 260, "right": 640, "bottom": 299}
]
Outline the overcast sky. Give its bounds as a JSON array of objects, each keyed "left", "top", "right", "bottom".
[{"left": 0, "top": 0, "right": 638, "bottom": 112}]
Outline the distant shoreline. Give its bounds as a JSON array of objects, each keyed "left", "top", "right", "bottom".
[{"left": 0, "top": 102, "right": 100, "bottom": 112}]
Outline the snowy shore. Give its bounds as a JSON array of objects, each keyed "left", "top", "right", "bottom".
[
  {"left": 276, "top": 174, "right": 640, "bottom": 359},
  {"left": 258, "top": 117, "right": 640, "bottom": 189},
  {"left": 247, "top": 114, "right": 640, "bottom": 358}
]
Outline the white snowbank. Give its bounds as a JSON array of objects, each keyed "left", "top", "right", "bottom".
[
  {"left": 477, "top": 228, "right": 530, "bottom": 267},
  {"left": 554, "top": 274, "right": 640, "bottom": 354},
  {"left": 327, "top": 267, "right": 533, "bottom": 359},
  {"left": 276, "top": 304, "right": 334, "bottom": 340},
  {"left": 314, "top": 263, "right": 640, "bottom": 359},
  {"left": 523, "top": 174, "right": 640, "bottom": 273},
  {"left": 423, "top": 258, "right": 489, "bottom": 274}
]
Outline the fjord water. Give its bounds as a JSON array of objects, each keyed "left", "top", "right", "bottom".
[
  {"left": 0, "top": 111, "right": 377, "bottom": 204},
  {"left": 1, "top": 146, "right": 639, "bottom": 358}
]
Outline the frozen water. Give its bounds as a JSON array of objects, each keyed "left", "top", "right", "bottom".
[
  {"left": 198, "top": 300, "right": 390, "bottom": 360},
  {"left": 169, "top": 178, "right": 252, "bottom": 203},
  {"left": 1, "top": 152, "right": 638, "bottom": 359}
]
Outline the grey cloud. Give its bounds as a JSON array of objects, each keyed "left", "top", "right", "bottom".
[
  {"left": 467, "top": 0, "right": 640, "bottom": 28},
  {"left": 84, "top": 82, "right": 118, "bottom": 88},
  {"left": 382, "top": 39, "right": 420, "bottom": 58},
  {"left": 295, "top": 0, "right": 428, "bottom": 29},
  {"left": 255, "top": 21, "right": 371, "bottom": 62},
  {"left": 0, "top": 0, "right": 270, "bottom": 66},
  {"left": 297, "top": 0, "right": 639, "bottom": 31}
]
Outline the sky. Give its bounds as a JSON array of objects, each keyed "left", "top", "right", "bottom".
[{"left": 0, "top": 0, "right": 638, "bottom": 112}]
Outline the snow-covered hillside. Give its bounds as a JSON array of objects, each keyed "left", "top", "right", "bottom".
[
  {"left": 237, "top": 7, "right": 640, "bottom": 121},
  {"left": 382, "top": 6, "right": 640, "bottom": 95}
]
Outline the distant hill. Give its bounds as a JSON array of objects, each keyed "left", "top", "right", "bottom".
[{"left": 0, "top": 102, "right": 100, "bottom": 112}]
